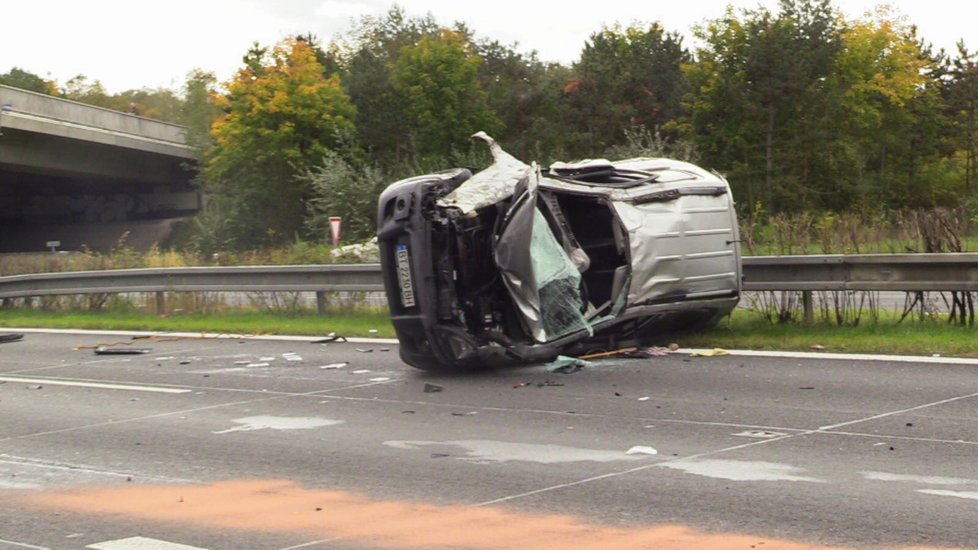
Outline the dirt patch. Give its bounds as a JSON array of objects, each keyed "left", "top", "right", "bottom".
[{"left": 18, "top": 479, "right": 952, "bottom": 549}]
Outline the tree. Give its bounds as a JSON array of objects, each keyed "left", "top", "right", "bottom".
[
  {"left": 178, "top": 69, "right": 222, "bottom": 155},
  {"left": 685, "top": 0, "right": 843, "bottom": 213},
  {"left": 828, "top": 7, "right": 941, "bottom": 208},
  {"left": 198, "top": 37, "right": 357, "bottom": 250},
  {"left": 338, "top": 7, "right": 441, "bottom": 162},
  {"left": 566, "top": 22, "right": 691, "bottom": 155},
  {"left": 392, "top": 29, "right": 500, "bottom": 159},
  {"left": 947, "top": 42, "right": 978, "bottom": 193},
  {"left": 60, "top": 74, "right": 113, "bottom": 107},
  {"left": 0, "top": 67, "right": 56, "bottom": 94},
  {"left": 474, "top": 39, "right": 570, "bottom": 160}
]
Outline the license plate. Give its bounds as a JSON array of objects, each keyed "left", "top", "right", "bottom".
[{"left": 395, "top": 244, "right": 416, "bottom": 308}]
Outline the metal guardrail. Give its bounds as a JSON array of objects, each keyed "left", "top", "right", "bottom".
[
  {"left": 741, "top": 254, "right": 978, "bottom": 292},
  {"left": 0, "top": 264, "right": 384, "bottom": 314},
  {"left": 4, "top": 254, "right": 978, "bottom": 313}
]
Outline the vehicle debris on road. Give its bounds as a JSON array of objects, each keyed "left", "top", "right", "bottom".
[
  {"left": 94, "top": 347, "right": 151, "bottom": 355},
  {"left": 0, "top": 333, "right": 24, "bottom": 344},
  {"left": 545, "top": 355, "right": 592, "bottom": 373},
  {"left": 690, "top": 348, "right": 731, "bottom": 357}
]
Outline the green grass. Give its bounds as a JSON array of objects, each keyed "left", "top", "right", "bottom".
[
  {"left": 0, "top": 309, "right": 396, "bottom": 338},
  {"left": 3, "top": 308, "right": 978, "bottom": 357},
  {"left": 680, "top": 310, "right": 978, "bottom": 357}
]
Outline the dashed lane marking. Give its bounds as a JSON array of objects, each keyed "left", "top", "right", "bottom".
[
  {"left": 0, "top": 376, "right": 191, "bottom": 394},
  {"left": 87, "top": 536, "right": 209, "bottom": 549}
]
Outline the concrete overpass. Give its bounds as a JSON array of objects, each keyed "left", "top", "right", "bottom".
[{"left": 0, "top": 84, "right": 200, "bottom": 252}]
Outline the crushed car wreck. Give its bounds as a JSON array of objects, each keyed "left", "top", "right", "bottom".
[{"left": 378, "top": 133, "right": 741, "bottom": 370}]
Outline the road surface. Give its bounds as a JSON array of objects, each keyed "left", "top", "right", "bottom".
[{"left": 1, "top": 329, "right": 977, "bottom": 549}]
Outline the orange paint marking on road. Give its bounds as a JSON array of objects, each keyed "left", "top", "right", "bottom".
[{"left": 16, "top": 479, "right": 959, "bottom": 549}]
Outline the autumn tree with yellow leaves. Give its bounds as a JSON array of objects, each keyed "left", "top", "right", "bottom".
[{"left": 196, "top": 37, "right": 356, "bottom": 251}]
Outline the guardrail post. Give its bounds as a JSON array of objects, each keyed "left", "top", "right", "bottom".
[
  {"left": 802, "top": 291, "right": 814, "bottom": 325},
  {"left": 316, "top": 291, "right": 326, "bottom": 315},
  {"left": 155, "top": 291, "right": 166, "bottom": 315}
]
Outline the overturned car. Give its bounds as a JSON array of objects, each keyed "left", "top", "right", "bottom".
[{"left": 377, "top": 133, "right": 741, "bottom": 370}]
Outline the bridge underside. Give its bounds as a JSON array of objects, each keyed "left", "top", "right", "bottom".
[{"left": 0, "top": 128, "right": 199, "bottom": 252}]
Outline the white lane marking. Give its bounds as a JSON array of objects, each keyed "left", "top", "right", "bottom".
[
  {"left": 385, "top": 440, "right": 654, "bottom": 464},
  {"left": 660, "top": 459, "right": 825, "bottom": 482},
  {"left": 817, "top": 390, "right": 978, "bottom": 431},
  {"left": 0, "top": 376, "right": 191, "bottom": 394},
  {"left": 862, "top": 471, "right": 978, "bottom": 485},
  {"left": 683, "top": 347, "right": 978, "bottom": 365},
  {"left": 87, "top": 536, "right": 209, "bottom": 549},
  {"left": 0, "top": 479, "right": 41, "bottom": 489},
  {"left": 918, "top": 489, "right": 978, "bottom": 501},
  {"left": 212, "top": 415, "right": 343, "bottom": 434},
  {"left": 732, "top": 430, "right": 787, "bottom": 439},
  {"left": 0, "top": 538, "right": 50, "bottom": 550},
  {"left": 3, "top": 327, "right": 400, "bottom": 344},
  {"left": 278, "top": 538, "right": 346, "bottom": 550}
]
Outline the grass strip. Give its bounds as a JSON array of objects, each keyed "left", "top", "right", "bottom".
[
  {"left": 0, "top": 309, "right": 396, "bottom": 338},
  {"left": 2, "top": 309, "right": 977, "bottom": 357}
]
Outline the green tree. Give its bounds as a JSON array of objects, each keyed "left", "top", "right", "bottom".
[
  {"left": 302, "top": 151, "right": 388, "bottom": 242},
  {"left": 392, "top": 29, "right": 500, "bottom": 159},
  {"left": 947, "top": 42, "right": 978, "bottom": 193},
  {"left": 337, "top": 7, "right": 443, "bottom": 162},
  {"left": 685, "top": 0, "right": 842, "bottom": 213},
  {"left": 566, "top": 22, "right": 691, "bottom": 155},
  {"left": 828, "top": 8, "right": 942, "bottom": 208},
  {"left": 198, "top": 37, "right": 357, "bottom": 250},
  {"left": 0, "top": 67, "right": 56, "bottom": 94},
  {"left": 178, "top": 69, "right": 222, "bottom": 155},
  {"left": 60, "top": 74, "right": 113, "bottom": 107},
  {"left": 474, "top": 39, "right": 570, "bottom": 160}
]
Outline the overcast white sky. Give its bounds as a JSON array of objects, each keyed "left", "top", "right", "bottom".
[{"left": 2, "top": 1, "right": 975, "bottom": 94}]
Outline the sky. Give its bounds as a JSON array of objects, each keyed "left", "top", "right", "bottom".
[{"left": 2, "top": 0, "right": 975, "bottom": 94}]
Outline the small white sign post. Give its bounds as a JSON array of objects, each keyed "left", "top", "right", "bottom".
[{"left": 328, "top": 217, "right": 342, "bottom": 246}]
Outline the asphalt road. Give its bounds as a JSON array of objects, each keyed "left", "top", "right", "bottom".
[{"left": 1, "top": 329, "right": 977, "bottom": 550}]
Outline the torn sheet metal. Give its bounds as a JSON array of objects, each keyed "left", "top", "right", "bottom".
[{"left": 437, "top": 132, "right": 532, "bottom": 214}]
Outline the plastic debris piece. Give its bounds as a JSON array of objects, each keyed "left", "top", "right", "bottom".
[
  {"left": 259, "top": 356, "right": 275, "bottom": 362},
  {"left": 690, "top": 348, "right": 730, "bottom": 357},
  {"left": 356, "top": 348, "right": 374, "bottom": 353},
  {"left": 451, "top": 411, "right": 478, "bottom": 416},
  {"left": 94, "top": 347, "right": 151, "bottom": 355},
  {"left": 246, "top": 362, "right": 270, "bottom": 368},
  {"left": 546, "top": 355, "right": 592, "bottom": 373},
  {"left": 810, "top": 344, "right": 825, "bottom": 350},
  {"left": 369, "top": 377, "right": 391, "bottom": 382},
  {"left": 352, "top": 369, "right": 371, "bottom": 374},
  {"left": 423, "top": 383, "right": 444, "bottom": 393},
  {"left": 379, "top": 348, "right": 391, "bottom": 352},
  {"left": 319, "top": 362, "right": 348, "bottom": 369},
  {"left": 626, "top": 446, "right": 658, "bottom": 456},
  {"left": 283, "top": 353, "right": 303, "bottom": 362},
  {"left": 233, "top": 360, "right": 250, "bottom": 365},
  {"left": 368, "top": 329, "right": 378, "bottom": 334},
  {"left": 638, "top": 396, "right": 650, "bottom": 401},
  {"left": 27, "top": 384, "right": 43, "bottom": 390},
  {"left": 0, "top": 333, "right": 24, "bottom": 344}
]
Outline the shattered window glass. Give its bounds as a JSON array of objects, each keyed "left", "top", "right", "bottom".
[{"left": 530, "top": 208, "right": 593, "bottom": 341}]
